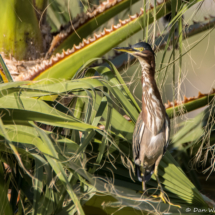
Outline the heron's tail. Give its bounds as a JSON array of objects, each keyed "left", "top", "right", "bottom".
[{"left": 136, "top": 165, "right": 143, "bottom": 182}]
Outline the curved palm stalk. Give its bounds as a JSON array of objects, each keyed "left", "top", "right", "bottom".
[
  {"left": 166, "top": 90, "right": 215, "bottom": 119},
  {"left": 15, "top": 0, "right": 203, "bottom": 82},
  {"left": 122, "top": 89, "right": 215, "bottom": 122},
  {"left": 48, "top": 0, "right": 140, "bottom": 55},
  {"left": 0, "top": 0, "right": 44, "bottom": 60},
  {"left": 28, "top": 13, "right": 215, "bottom": 83}
]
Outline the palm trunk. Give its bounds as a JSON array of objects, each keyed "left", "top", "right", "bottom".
[{"left": 0, "top": 0, "right": 46, "bottom": 60}]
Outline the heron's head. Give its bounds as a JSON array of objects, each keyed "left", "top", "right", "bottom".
[{"left": 113, "top": 42, "right": 155, "bottom": 70}]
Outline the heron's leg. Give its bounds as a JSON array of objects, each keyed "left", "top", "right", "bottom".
[
  {"left": 140, "top": 165, "right": 146, "bottom": 191},
  {"left": 151, "top": 156, "right": 181, "bottom": 208},
  {"left": 137, "top": 165, "right": 149, "bottom": 196}
]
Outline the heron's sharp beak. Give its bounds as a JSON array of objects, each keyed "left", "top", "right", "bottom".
[{"left": 113, "top": 47, "right": 136, "bottom": 54}]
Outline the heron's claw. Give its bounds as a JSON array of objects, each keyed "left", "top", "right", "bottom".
[
  {"left": 137, "top": 189, "right": 148, "bottom": 196},
  {"left": 151, "top": 191, "right": 181, "bottom": 208}
]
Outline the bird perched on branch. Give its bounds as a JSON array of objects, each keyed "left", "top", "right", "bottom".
[{"left": 114, "top": 42, "right": 180, "bottom": 207}]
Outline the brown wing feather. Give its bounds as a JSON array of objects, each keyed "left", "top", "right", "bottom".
[
  {"left": 163, "top": 113, "right": 170, "bottom": 154},
  {"left": 133, "top": 113, "right": 145, "bottom": 165}
]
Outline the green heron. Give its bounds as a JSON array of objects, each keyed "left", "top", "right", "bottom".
[{"left": 114, "top": 42, "right": 179, "bottom": 207}]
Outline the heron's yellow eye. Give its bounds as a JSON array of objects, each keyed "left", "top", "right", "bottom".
[{"left": 139, "top": 48, "right": 143, "bottom": 51}]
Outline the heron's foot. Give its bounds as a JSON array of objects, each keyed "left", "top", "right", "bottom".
[
  {"left": 151, "top": 191, "right": 181, "bottom": 208},
  {"left": 137, "top": 181, "right": 148, "bottom": 195},
  {"left": 138, "top": 190, "right": 148, "bottom": 195}
]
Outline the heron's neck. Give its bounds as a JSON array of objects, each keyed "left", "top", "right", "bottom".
[{"left": 140, "top": 64, "right": 166, "bottom": 135}]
